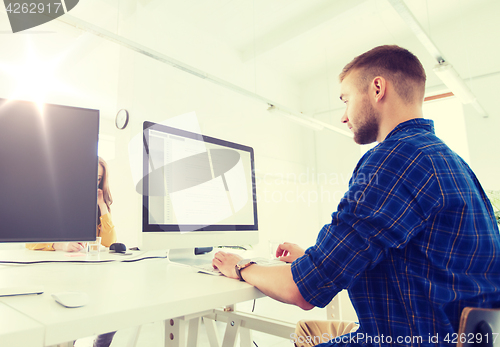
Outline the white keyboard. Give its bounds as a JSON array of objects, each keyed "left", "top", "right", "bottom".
[
  {"left": 0, "top": 285, "right": 44, "bottom": 297},
  {"left": 194, "top": 263, "right": 222, "bottom": 276},
  {"left": 193, "top": 257, "right": 284, "bottom": 276}
]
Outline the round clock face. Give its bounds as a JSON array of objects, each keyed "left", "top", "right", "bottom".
[{"left": 115, "top": 109, "right": 129, "bottom": 129}]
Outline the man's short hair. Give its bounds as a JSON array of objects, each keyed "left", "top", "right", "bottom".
[{"left": 339, "top": 45, "right": 426, "bottom": 104}]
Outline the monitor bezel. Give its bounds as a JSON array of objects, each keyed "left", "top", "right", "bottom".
[{"left": 142, "top": 121, "right": 258, "bottom": 233}]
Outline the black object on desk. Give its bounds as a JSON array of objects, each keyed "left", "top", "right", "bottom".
[
  {"left": 195, "top": 247, "right": 213, "bottom": 255},
  {"left": 109, "top": 243, "right": 127, "bottom": 253}
]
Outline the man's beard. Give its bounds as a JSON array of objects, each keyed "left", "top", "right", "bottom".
[{"left": 353, "top": 100, "right": 380, "bottom": 145}]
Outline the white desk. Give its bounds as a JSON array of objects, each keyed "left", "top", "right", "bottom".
[
  {"left": 0, "top": 250, "right": 268, "bottom": 346},
  {"left": 0, "top": 302, "right": 44, "bottom": 347}
]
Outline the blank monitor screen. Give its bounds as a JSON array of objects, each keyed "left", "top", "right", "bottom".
[
  {"left": 142, "top": 121, "right": 258, "bottom": 234},
  {"left": 0, "top": 98, "right": 99, "bottom": 242}
]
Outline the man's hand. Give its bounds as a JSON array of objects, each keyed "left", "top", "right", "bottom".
[
  {"left": 53, "top": 242, "right": 85, "bottom": 252},
  {"left": 276, "top": 242, "right": 305, "bottom": 263},
  {"left": 212, "top": 251, "right": 243, "bottom": 279},
  {"left": 212, "top": 249, "right": 314, "bottom": 310}
]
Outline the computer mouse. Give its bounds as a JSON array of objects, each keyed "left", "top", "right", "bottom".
[
  {"left": 109, "top": 242, "right": 127, "bottom": 253},
  {"left": 52, "top": 292, "right": 89, "bottom": 308}
]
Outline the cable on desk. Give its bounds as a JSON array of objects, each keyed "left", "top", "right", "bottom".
[
  {"left": 0, "top": 255, "right": 168, "bottom": 265},
  {"left": 121, "top": 255, "right": 168, "bottom": 263},
  {"left": 252, "top": 299, "right": 259, "bottom": 347}
]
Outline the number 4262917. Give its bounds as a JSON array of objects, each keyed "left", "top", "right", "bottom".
[{"left": 5, "top": 2, "right": 63, "bottom": 14}]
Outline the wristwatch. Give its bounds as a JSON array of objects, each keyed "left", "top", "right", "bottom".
[{"left": 235, "top": 259, "right": 256, "bottom": 282}]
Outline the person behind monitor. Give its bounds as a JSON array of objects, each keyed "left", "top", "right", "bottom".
[
  {"left": 26, "top": 156, "right": 117, "bottom": 347},
  {"left": 212, "top": 45, "right": 500, "bottom": 347}
]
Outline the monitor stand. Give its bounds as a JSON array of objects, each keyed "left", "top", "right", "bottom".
[{"left": 168, "top": 248, "right": 214, "bottom": 266}]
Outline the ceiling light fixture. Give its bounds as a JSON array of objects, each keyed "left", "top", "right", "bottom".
[
  {"left": 433, "top": 62, "right": 475, "bottom": 104},
  {"left": 433, "top": 62, "right": 487, "bottom": 116},
  {"left": 387, "top": 0, "right": 487, "bottom": 118}
]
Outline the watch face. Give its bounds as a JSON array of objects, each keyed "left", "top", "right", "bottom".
[
  {"left": 236, "top": 259, "right": 255, "bottom": 281},
  {"left": 237, "top": 259, "right": 252, "bottom": 267},
  {"left": 115, "top": 109, "right": 129, "bottom": 129}
]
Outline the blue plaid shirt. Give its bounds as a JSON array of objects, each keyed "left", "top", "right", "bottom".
[{"left": 292, "top": 119, "right": 500, "bottom": 346}]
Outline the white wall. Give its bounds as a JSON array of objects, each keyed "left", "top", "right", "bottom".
[
  {"left": 462, "top": 74, "right": 500, "bottom": 191},
  {"left": 300, "top": 71, "right": 365, "bottom": 233}
]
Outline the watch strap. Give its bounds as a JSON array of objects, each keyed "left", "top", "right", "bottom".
[{"left": 235, "top": 260, "right": 256, "bottom": 281}]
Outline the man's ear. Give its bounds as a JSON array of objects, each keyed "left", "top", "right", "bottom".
[{"left": 371, "top": 76, "right": 386, "bottom": 102}]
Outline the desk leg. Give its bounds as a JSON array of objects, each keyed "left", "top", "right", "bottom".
[
  {"left": 203, "top": 317, "right": 221, "bottom": 347},
  {"left": 126, "top": 325, "right": 143, "bottom": 347},
  {"left": 219, "top": 320, "right": 253, "bottom": 347},
  {"left": 186, "top": 317, "right": 200, "bottom": 347},
  {"left": 165, "top": 318, "right": 186, "bottom": 347},
  {"left": 239, "top": 327, "right": 253, "bottom": 347},
  {"left": 204, "top": 309, "right": 295, "bottom": 346},
  {"left": 220, "top": 317, "right": 240, "bottom": 347}
]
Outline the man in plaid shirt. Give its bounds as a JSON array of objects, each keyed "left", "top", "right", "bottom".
[{"left": 213, "top": 45, "right": 500, "bottom": 346}]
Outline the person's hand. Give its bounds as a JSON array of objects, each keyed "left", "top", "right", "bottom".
[
  {"left": 276, "top": 242, "right": 305, "bottom": 263},
  {"left": 212, "top": 251, "right": 243, "bottom": 279},
  {"left": 53, "top": 242, "right": 85, "bottom": 252}
]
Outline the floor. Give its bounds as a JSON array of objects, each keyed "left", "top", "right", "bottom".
[{"left": 73, "top": 297, "right": 328, "bottom": 347}]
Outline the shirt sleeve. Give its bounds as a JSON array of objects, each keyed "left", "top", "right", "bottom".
[
  {"left": 291, "top": 142, "right": 442, "bottom": 307},
  {"left": 25, "top": 243, "right": 55, "bottom": 251},
  {"left": 98, "top": 213, "right": 117, "bottom": 247}
]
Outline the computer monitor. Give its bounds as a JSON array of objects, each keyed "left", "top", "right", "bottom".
[
  {"left": 141, "top": 121, "right": 259, "bottom": 255},
  {"left": 0, "top": 98, "right": 99, "bottom": 243}
]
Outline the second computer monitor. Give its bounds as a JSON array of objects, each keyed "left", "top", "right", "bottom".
[
  {"left": 141, "top": 121, "right": 258, "bottom": 251},
  {"left": 0, "top": 98, "right": 99, "bottom": 243}
]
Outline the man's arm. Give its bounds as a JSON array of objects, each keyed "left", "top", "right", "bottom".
[{"left": 212, "top": 251, "right": 314, "bottom": 310}]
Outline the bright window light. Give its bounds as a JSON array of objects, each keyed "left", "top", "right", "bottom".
[
  {"left": 358, "top": 97, "right": 470, "bottom": 163},
  {"left": 0, "top": 38, "right": 73, "bottom": 104},
  {"left": 423, "top": 96, "right": 471, "bottom": 164}
]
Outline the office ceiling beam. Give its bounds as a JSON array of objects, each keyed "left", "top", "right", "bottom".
[
  {"left": 386, "top": 0, "right": 444, "bottom": 63},
  {"left": 241, "top": 0, "right": 367, "bottom": 62}
]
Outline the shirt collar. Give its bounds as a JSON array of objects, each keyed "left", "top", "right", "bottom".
[{"left": 384, "top": 118, "right": 435, "bottom": 141}]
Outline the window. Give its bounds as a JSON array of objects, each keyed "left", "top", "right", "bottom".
[
  {"left": 423, "top": 96, "right": 470, "bottom": 163},
  {"left": 358, "top": 96, "right": 470, "bottom": 164}
]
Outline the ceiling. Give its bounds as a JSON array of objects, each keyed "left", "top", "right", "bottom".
[
  {"left": 117, "top": 0, "right": 499, "bottom": 89},
  {"left": 6, "top": 0, "right": 497, "bottom": 115}
]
